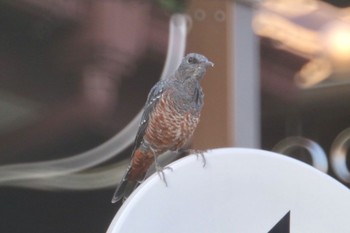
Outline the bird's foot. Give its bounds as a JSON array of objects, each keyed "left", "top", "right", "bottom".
[
  {"left": 186, "top": 149, "right": 207, "bottom": 167},
  {"left": 155, "top": 165, "right": 173, "bottom": 186}
]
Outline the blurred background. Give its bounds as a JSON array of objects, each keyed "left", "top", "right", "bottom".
[{"left": 0, "top": 0, "right": 350, "bottom": 232}]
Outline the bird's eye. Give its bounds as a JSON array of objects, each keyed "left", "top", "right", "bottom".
[{"left": 188, "top": 57, "right": 197, "bottom": 64}]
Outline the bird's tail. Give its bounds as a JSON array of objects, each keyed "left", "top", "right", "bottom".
[
  {"left": 111, "top": 167, "right": 138, "bottom": 203},
  {"left": 111, "top": 148, "right": 153, "bottom": 203}
]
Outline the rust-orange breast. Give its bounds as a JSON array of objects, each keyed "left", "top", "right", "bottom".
[{"left": 144, "top": 91, "right": 200, "bottom": 152}]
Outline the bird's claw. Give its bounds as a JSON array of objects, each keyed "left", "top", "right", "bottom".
[
  {"left": 186, "top": 149, "right": 207, "bottom": 167},
  {"left": 156, "top": 165, "right": 173, "bottom": 186}
]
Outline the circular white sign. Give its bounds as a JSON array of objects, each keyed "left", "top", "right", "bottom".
[{"left": 107, "top": 148, "right": 350, "bottom": 233}]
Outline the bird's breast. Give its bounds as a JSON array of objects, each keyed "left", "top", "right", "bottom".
[{"left": 144, "top": 91, "right": 200, "bottom": 152}]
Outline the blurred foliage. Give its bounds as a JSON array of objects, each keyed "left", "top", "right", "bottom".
[{"left": 156, "top": 0, "right": 187, "bottom": 12}]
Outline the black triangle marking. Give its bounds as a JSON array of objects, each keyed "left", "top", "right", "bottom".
[{"left": 268, "top": 211, "right": 290, "bottom": 233}]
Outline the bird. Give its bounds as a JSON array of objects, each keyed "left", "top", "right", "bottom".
[{"left": 111, "top": 53, "right": 214, "bottom": 203}]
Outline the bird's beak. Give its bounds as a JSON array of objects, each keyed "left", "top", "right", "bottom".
[{"left": 205, "top": 61, "right": 214, "bottom": 68}]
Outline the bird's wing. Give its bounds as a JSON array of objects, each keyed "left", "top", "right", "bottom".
[
  {"left": 194, "top": 85, "right": 204, "bottom": 109},
  {"left": 111, "top": 81, "right": 167, "bottom": 203},
  {"left": 131, "top": 80, "right": 166, "bottom": 155}
]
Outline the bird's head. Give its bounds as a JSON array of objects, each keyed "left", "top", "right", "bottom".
[{"left": 177, "top": 53, "right": 214, "bottom": 81}]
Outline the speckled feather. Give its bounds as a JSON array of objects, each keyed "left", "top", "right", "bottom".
[{"left": 111, "top": 53, "right": 213, "bottom": 203}]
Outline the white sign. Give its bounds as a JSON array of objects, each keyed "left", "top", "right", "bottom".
[{"left": 107, "top": 148, "right": 350, "bottom": 233}]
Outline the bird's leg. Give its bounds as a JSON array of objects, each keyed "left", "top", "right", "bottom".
[
  {"left": 150, "top": 148, "right": 173, "bottom": 186},
  {"left": 180, "top": 149, "right": 207, "bottom": 167}
]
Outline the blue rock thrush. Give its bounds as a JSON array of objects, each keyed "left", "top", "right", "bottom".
[{"left": 112, "top": 53, "right": 214, "bottom": 203}]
